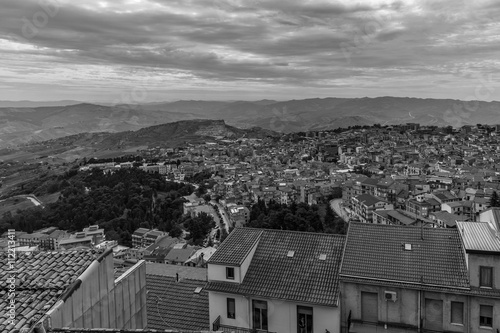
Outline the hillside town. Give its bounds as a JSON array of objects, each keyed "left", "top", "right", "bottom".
[{"left": 2, "top": 123, "right": 500, "bottom": 333}]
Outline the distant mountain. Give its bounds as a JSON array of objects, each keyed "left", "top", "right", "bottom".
[
  {"left": 0, "top": 100, "right": 83, "bottom": 108},
  {"left": 1, "top": 97, "right": 500, "bottom": 148}
]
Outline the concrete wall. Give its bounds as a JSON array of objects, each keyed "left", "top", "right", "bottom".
[
  {"left": 468, "top": 253, "right": 500, "bottom": 288},
  {"left": 240, "top": 241, "right": 258, "bottom": 280},
  {"left": 469, "top": 296, "right": 500, "bottom": 332},
  {"left": 340, "top": 282, "right": 470, "bottom": 333},
  {"left": 37, "top": 250, "right": 147, "bottom": 331},
  {"left": 208, "top": 263, "right": 241, "bottom": 283},
  {"left": 209, "top": 291, "right": 339, "bottom": 333}
]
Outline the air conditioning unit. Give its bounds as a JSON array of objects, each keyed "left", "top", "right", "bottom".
[{"left": 384, "top": 291, "right": 397, "bottom": 302}]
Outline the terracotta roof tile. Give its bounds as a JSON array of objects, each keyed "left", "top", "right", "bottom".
[
  {"left": 146, "top": 274, "right": 209, "bottom": 331},
  {"left": 0, "top": 250, "right": 97, "bottom": 331},
  {"left": 341, "top": 223, "right": 469, "bottom": 288},
  {"left": 206, "top": 229, "right": 345, "bottom": 307},
  {"left": 208, "top": 228, "right": 263, "bottom": 266}
]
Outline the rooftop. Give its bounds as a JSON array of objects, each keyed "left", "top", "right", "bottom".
[
  {"left": 208, "top": 228, "right": 263, "bottom": 266},
  {"left": 0, "top": 250, "right": 98, "bottom": 332},
  {"left": 341, "top": 223, "right": 469, "bottom": 289},
  {"left": 207, "top": 228, "right": 345, "bottom": 307},
  {"left": 146, "top": 275, "right": 209, "bottom": 331},
  {"left": 457, "top": 221, "right": 500, "bottom": 253}
]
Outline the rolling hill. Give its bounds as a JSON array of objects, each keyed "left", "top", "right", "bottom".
[{"left": 1, "top": 96, "right": 499, "bottom": 148}]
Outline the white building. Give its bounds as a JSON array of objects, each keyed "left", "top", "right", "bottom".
[{"left": 206, "top": 228, "right": 345, "bottom": 333}]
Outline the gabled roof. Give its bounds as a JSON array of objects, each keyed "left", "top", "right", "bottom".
[
  {"left": 146, "top": 275, "right": 209, "bottom": 331},
  {"left": 457, "top": 221, "right": 500, "bottom": 253},
  {"left": 341, "top": 223, "right": 469, "bottom": 289},
  {"left": 208, "top": 228, "right": 263, "bottom": 266},
  {"left": 0, "top": 250, "right": 97, "bottom": 332},
  {"left": 355, "top": 193, "right": 386, "bottom": 206},
  {"left": 207, "top": 228, "right": 345, "bottom": 307}
]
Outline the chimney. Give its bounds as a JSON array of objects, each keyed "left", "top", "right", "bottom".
[{"left": 176, "top": 273, "right": 179, "bottom": 282}]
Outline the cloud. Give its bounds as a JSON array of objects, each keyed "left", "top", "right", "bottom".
[{"left": 0, "top": 0, "right": 499, "bottom": 101}]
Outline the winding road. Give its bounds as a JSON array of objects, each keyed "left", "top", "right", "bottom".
[{"left": 330, "top": 198, "right": 349, "bottom": 223}]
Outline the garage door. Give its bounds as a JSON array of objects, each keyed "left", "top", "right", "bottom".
[
  {"left": 425, "top": 299, "right": 443, "bottom": 331},
  {"left": 361, "top": 292, "right": 378, "bottom": 323}
]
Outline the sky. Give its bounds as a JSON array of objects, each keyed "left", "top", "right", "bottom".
[{"left": 0, "top": 0, "right": 499, "bottom": 102}]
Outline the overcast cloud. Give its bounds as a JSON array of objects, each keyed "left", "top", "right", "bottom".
[{"left": 0, "top": 0, "right": 498, "bottom": 101}]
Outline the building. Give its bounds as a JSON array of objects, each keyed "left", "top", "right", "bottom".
[
  {"left": 228, "top": 205, "right": 250, "bottom": 227},
  {"left": 146, "top": 264, "right": 209, "bottom": 331},
  {"left": 132, "top": 228, "right": 166, "bottom": 248},
  {"left": 59, "top": 234, "right": 93, "bottom": 249},
  {"left": 457, "top": 221, "right": 500, "bottom": 332},
  {"left": 0, "top": 249, "right": 147, "bottom": 332},
  {"left": 82, "top": 225, "right": 106, "bottom": 244},
  {"left": 351, "top": 194, "right": 393, "bottom": 223},
  {"left": 340, "top": 222, "right": 500, "bottom": 333},
  {"left": 206, "top": 228, "right": 345, "bottom": 333}
]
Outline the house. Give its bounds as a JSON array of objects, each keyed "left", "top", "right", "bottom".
[
  {"left": 351, "top": 194, "right": 393, "bottom": 223},
  {"left": 457, "top": 221, "right": 500, "bottom": 331},
  {"left": 429, "top": 211, "right": 464, "bottom": 228},
  {"left": 0, "top": 248, "right": 147, "bottom": 332},
  {"left": 146, "top": 264, "right": 209, "bottom": 331},
  {"left": 340, "top": 223, "right": 470, "bottom": 333},
  {"left": 206, "top": 228, "right": 345, "bottom": 333}
]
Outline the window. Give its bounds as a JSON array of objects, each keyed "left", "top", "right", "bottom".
[
  {"left": 227, "top": 298, "right": 235, "bottom": 319},
  {"left": 480, "top": 266, "right": 493, "bottom": 288},
  {"left": 479, "top": 305, "right": 493, "bottom": 327},
  {"left": 450, "top": 302, "right": 464, "bottom": 325},
  {"left": 252, "top": 300, "right": 268, "bottom": 330},
  {"left": 226, "top": 267, "right": 235, "bottom": 280},
  {"left": 297, "top": 306, "right": 313, "bottom": 333}
]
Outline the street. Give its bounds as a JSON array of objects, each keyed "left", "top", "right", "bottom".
[{"left": 330, "top": 198, "right": 349, "bottom": 222}]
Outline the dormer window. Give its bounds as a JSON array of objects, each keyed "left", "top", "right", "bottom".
[{"left": 226, "top": 267, "right": 235, "bottom": 280}]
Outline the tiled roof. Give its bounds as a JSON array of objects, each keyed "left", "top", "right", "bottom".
[
  {"left": 341, "top": 223, "right": 469, "bottom": 289},
  {"left": 457, "top": 221, "right": 500, "bottom": 253},
  {"left": 208, "top": 228, "right": 263, "bottom": 266},
  {"left": 146, "top": 275, "right": 209, "bottom": 331},
  {"left": 355, "top": 193, "right": 385, "bottom": 206},
  {"left": 146, "top": 263, "right": 207, "bottom": 280},
  {"left": 207, "top": 229, "right": 345, "bottom": 307},
  {"left": 51, "top": 329, "right": 211, "bottom": 333},
  {"left": 0, "top": 250, "right": 97, "bottom": 332}
]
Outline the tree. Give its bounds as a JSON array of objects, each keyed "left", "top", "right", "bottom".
[
  {"left": 169, "top": 225, "right": 183, "bottom": 238},
  {"left": 490, "top": 191, "right": 499, "bottom": 208},
  {"left": 184, "top": 212, "right": 215, "bottom": 245}
]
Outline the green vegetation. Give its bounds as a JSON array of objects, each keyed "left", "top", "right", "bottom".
[
  {"left": 490, "top": 191, "right": 499, "bottom": 208},
  {"left": 0, "top": 168, "right": 216, "bottom": 246},
  {"left": 246, "top": 199, "right": 346, "bottom": 234}
]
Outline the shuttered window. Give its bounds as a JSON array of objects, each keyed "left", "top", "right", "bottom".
[
  {"left": 450, "top": 302, "right": 464, "bottom": 325},
  {"left": 479, "top": 305, "right": 493, "bottom": 327},
  {"left": 425, "top": 299, "right": 443, "bottom": 331},
  {"left": 361, "top": 292, "right": 378, "bottom": 323}
]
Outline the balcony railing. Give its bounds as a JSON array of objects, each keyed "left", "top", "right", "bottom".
[{"left": 212, "top": 315, "right": 276, "bottom": 333}]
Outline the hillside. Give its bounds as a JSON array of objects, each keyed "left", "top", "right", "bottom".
[
  {"left": 0, "top": 119, "right": 277, "bottom": 163},
  {"left": 1, "top": 96, "right": 499, "bottom": 148}
]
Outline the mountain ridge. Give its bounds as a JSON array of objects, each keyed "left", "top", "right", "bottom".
[{"left": 1, "top": 96, "right": 498, "bottom": 148}]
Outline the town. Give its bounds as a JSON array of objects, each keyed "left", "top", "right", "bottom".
[{"left": 1, "top": 122, "right": 500, "bottom": 333}]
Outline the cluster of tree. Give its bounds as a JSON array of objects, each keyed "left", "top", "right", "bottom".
[
  {"left": 246, "top": 199, "right": 346, "bottom": 234},
  {"left": 85, "top": 155, "right": 143, "bottom": 165},
  {"left": 0, "top": 168, "right": 217, "bottom": 246},
  {"left": 490, "top": 191, "right": 500, "bottom": 208},
  {"left": 185, "top": 170, "right": 213, "bottom": 184}
]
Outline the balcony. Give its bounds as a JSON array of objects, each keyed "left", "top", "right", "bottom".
[{"left": 212, "top": 315, "right": 276, "bottom": 333}]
